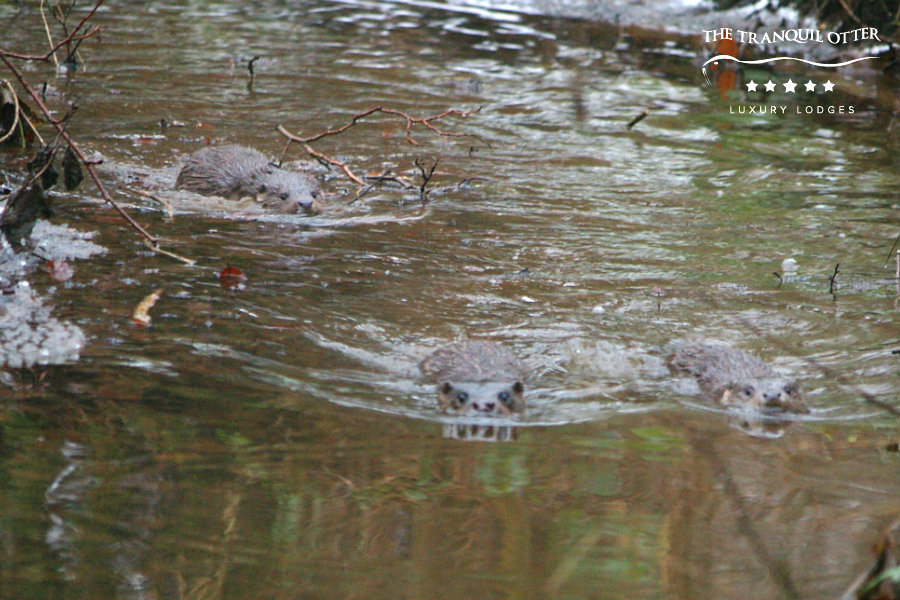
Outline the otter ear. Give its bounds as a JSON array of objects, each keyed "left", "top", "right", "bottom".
[
  {"left": 513, "top": 381, "right": 524, "bottom": 394},
  {"left": 441, "top": 382, "right": 453, "bottom": 394}
]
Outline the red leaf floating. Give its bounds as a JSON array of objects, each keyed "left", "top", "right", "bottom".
[{"left": 219, "top": 266, "right": 247, "bottom": 288}]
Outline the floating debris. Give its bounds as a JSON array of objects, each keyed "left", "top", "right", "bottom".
[{"left": 132, "top": 288, "right": 163, "bottom": 326}]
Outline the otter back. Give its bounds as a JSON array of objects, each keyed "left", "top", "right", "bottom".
[{"left": 175, "top": 145, "right": 322, "bottom": 214}]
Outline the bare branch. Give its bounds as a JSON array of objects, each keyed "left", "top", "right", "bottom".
[
  {"left": 288, "top": 105, "right": 487, "bottom": 147},
  {"left": 278, "top": 106, "right": 486, "bottom": 189},
  {"left": 0, "top": 0, "right": 104, "bottom": 62},
  {"left": 0, "top": 53, "right": 157, "bottom": 244},
  {"left": 414, "top": 156, "right": 438, "bottom": 201}
]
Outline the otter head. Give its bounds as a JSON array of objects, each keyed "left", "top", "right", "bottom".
[
  {"left": 720, "top": 379, "right": 807, "bottom": 414},
  {"left": 254, "top": 168, "right": 324, "bottom": 215},
  {"left": 437, "top": 380, "right": 525, "bottom": 416}
]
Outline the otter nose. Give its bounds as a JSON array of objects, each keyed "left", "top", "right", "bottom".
[
  {"left": 301, "top": 197, "right": 324, "bottom": 215},
  {"left": 763, "top": 390, "right": 783, "bottom": 403}
]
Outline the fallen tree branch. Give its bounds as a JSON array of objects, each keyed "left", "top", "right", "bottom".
[
  {"left": 286, "top": 105, "right": 487, "bottom": 147},
  {"left": 277, "top": 105, "right": 487, "bottom": 190}
]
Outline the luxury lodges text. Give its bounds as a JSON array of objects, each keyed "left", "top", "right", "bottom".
[{"left": 730, "top": 105, "right": 855, "bottom": 114}]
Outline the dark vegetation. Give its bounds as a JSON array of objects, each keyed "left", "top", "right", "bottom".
[{"left": 715, "top": 0, "right": 900, "bottom": 41}]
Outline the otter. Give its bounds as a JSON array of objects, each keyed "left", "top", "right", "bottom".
[
  {"left": 175, "top": 145, "right": 323, "bottom": 214},
  {"left": 667, "top": 341, "right": 808, "bottom": 414},
  {"left": 419, "top": 340, "right": 526, "bottom": 416}
]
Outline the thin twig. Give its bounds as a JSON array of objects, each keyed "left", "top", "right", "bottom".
[
  {"left": 131, "top": 188, "right": 174, "bottom": 219},
  {"left": 414, "top": 156, "right": 438, "bottom": 201},
  {"left": 626, "top": 109, "right": 649, "bottom": 130},
  {"left": 247, "top": 55, "right": 261, "bottom": 86},
  {"left": 50, "top": 0, "right": 87, "bottom": 70},
  {"left": 0, "top": 0, "right": 103, "bottom": 62},
  {"left": 142, "top": 239, "right": 195, "bottom": 266},
  {"left": 0, "top": 80, "right": 21, "bottom": 145},
  {"left": 412, "top": 176, "right": 482, "bottom": 200},
  {"left": 294, "top": 137, "right": 365, "bottom": 186},
  {"left": 366, "top": 172, "right": 416, "bottom": 190},
  {"left": 828, "top": 263, "right": 840, "bottom": 294},
  {"left": 349, "top": 169, "right": 393, "bottom": 204},
  {"left": 16, "top": 102, "right": 45, "bottom": 146},
  {"left": 39, "top": 0, "right": 59, "bottom": 70},
  {"left": 884, "top": 231, "right": 900, "bottom": 267}
]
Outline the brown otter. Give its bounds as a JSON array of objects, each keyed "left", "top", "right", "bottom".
[
  {"left": 419, "top": 340, "right": 526, "bottom": 416},
  {"left": 667, "top": 341, "right": 808, "bottom": 414},
  {"left": 175, "top": 145, "right": 323, "bottom": 214}
]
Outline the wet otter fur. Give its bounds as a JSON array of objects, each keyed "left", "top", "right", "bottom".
[
  {"left": 667, "top": 341, "right": 807, "bottom": 414},
  {"left": 419, "top": 341, "right": 526, "bottom": 416},
  {"left": 176, "top": 145, "right": 322, "bottom": 214}
]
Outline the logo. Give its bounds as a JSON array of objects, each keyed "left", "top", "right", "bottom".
[{"left": 700, "top": 26, "right": 882, "bottom": 115}]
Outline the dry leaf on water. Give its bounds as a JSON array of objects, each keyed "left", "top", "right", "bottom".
[{"left": 132, "top": 288, "right": 163, "bottom": 326}]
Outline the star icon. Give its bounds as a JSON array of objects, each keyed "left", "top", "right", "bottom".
[
  {"left": 823, "top": 80, "right": 835, "bottom": 92},
  {"left": 764, "top": 80, "right": 776, "bottom": 92},
  {"left": 746, "top": 80, "right": 758, "bottom": 92},
  {"left": 804, "top": 80, "right": 816, "bottom": 92},
  {"left": 783, "top": 79, "right": 797, "bottom": 93}
]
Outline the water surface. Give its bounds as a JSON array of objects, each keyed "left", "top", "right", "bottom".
[{"left": 1, "top": 1, "right": 898, "bottom": 598}]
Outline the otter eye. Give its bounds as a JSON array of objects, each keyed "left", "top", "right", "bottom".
[
  {"left": 258, "top": 184, "right": 267, "bottom": 193},
  {"left": 744, "top": 386, "right": 754, "bottom": 396},
  {"left": 498, "top": 391, "right": 514, "bottom": 406},
  {"left": 311, "top": 191, "right": 320, "bottom": 199},
  {"left": 279, "top": 192, "right": 288, "bottom": 201},
  {"left": 456, "top": 391, "right": 469, "bottom": 403}
]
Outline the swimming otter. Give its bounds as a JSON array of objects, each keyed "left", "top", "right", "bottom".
[
  {"left": 419, "top": 341, "right": 526, "bottom": 416},
  {"left": 667, "top": 341, "right": 808, "bottom": 414},
  {"left": 175, "top": 145, "right": 323, "bottom": 214}
]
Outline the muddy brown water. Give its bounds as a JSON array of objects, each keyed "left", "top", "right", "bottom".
[{"left": 2, "top": 1, "right": 899, "bottom": 598}]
